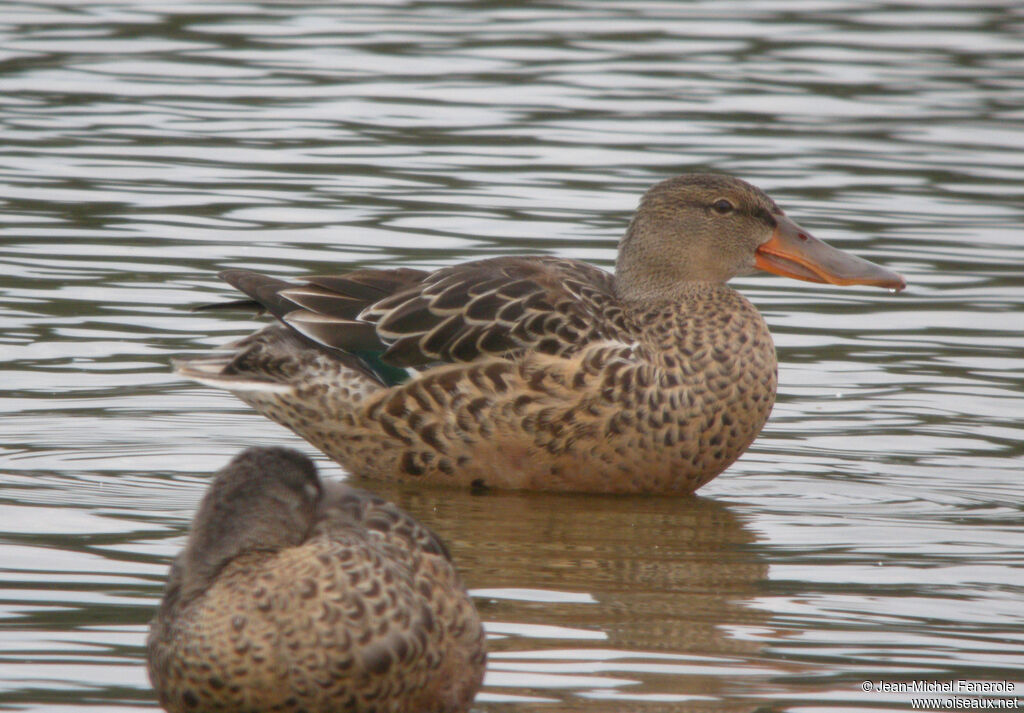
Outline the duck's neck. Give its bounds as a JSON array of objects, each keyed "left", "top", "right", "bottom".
[
  {"left": 616, "top": 278, "right": 731, "bottom": 307},
  {"left": 614, "top": 215, "right": 739, "bottom": 299}
]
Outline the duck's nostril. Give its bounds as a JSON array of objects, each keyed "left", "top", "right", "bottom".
[{"left": 797, "top": 233, "right": 809, "bottom": 241}]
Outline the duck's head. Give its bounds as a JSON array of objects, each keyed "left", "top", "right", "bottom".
[
  {"left": 176, "top": 447, "right": 323, "bottom": 597},
  {"left": 615, "top": 174, "right": 905, "bottom": 300}
]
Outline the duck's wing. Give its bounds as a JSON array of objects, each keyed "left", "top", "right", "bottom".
[
  {"left": 317, "top": 480, "right": 453, "bottom": 561},
  {"left": 217, "top": 256, "right": 625, "bottom": 368},
  {"left": 212, "top": 268, "right": 427, "bottom": 354}
]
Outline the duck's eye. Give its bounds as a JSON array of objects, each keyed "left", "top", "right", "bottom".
[{"left": 712, "top": 199, "right": 734, "bottom": 215}]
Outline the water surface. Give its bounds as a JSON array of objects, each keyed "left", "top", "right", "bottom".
[{"left": 1, "top": 1, "right": 1023, "bottom": 711}]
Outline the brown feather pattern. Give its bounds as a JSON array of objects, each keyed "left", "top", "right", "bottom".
[
  {"left": 175, "top": 174, "right": 894, "bottom": 492},
  {"left": 147, "top": 447, "right": 485, "bottom": 713}
]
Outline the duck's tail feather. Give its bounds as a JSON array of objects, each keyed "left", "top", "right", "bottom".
[
  {"left": 173, "top": 354, "right": 294, "bottom": 394},
  {"left": 174, "top": 326, "right": 392, "bottom": 400}
]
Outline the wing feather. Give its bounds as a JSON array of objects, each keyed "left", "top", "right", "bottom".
[{"left": 211, "top": 256, "right": 623, "bottom": 369}]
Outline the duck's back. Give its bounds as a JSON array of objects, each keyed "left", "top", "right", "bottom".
[{"left": 147, "top": 487, "right": 485, "bottom": 713}]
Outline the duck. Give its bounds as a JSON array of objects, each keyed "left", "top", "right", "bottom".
[
  {"left": 176, "top": 174, "right": 905, "bottom": 494},
  {"left": 146, "top": 446, "right": 486, "bottom": 713}
]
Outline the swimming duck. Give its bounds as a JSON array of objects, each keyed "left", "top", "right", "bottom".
[
  {"left": 147, "top": 447, "right": 486, "bottom": 713},
  {"left": 176, "top": 174, "right": 904, "bottom": 494}
]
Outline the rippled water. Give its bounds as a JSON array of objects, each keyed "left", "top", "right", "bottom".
[{"left": 2, "top": 1, "right": 1023, "bottom": 711}]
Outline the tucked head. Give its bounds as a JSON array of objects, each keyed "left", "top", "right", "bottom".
[
  {"left": 616, "top": 174, "right": 905, "bottom": 300},
  {"left": 176, "top": 447, "right": 323, "bottom": 599}
]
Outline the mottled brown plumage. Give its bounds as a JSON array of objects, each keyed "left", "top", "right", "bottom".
[
  {"left": 147, "top": 447, "right": 486, "bottom": 713},
  {"left": 177, "top": 174, "right": 904, "bottom": 493}
]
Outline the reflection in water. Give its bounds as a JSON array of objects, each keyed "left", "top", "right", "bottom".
[{"left": 362, "top": 480, "right": 772, "bottom": 709}]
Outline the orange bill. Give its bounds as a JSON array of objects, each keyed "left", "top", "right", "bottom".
[{"left": 755, "top": 214, "right": 906, "bottom": 291}]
